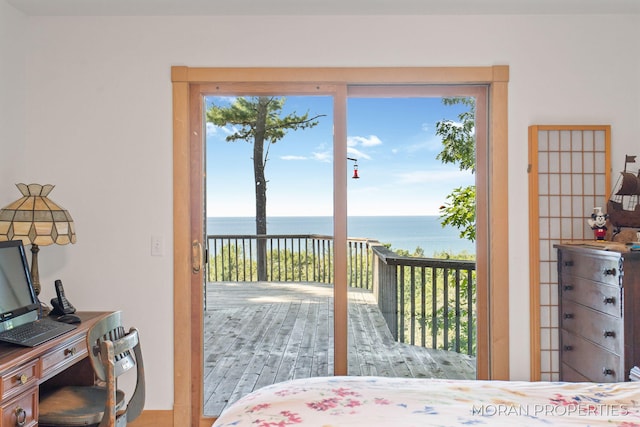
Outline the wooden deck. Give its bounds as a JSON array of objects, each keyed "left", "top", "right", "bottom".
[{"left": 203, "top": 281, "right": 476, "bottom": 416}]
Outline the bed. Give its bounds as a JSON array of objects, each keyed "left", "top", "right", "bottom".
[{"left": 212, "top": 376, "right": 640, "bottom": 426}]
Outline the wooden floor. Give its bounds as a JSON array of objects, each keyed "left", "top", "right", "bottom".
[{"left": 203, "top": 281, "right": 476, "bottom": 416}]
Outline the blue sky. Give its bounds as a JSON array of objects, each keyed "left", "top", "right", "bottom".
[{"left": 205, "top": 96, "right": 474, "bottom": 217}]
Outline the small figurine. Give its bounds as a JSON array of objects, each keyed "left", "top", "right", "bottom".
[{"left": 587, "top": 207, "right": 608, "bottom": 240}]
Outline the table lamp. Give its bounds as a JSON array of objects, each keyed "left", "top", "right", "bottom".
[{"left": 0, "top": 183, "right": 76, "bottom": 297}]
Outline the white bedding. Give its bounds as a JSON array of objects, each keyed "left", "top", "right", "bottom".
[{"left": 212, "top": 376, "right": 640, "bottom": 426}]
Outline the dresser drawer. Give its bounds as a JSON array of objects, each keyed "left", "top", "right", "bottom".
[
  {"left": 0, "top": 385, "right": 37, "bottom": 427},
  {"left": 560, "top": 363, "right": 591, "bottom": 382},
  {"left": 560, "top": 275, "right": 622, "bottom": 317},
  {"left": 561, "top": 299, "right": 623, "bottom": 354},
  {"left": 560, "top": 251, "right": 621, "bottom": 286},
  {"left": 40, "top": 335, "right": 88, "bottom": 381},
  {"left": 0, "top": 360, "right": 38, "bottom": 401},
  {"left": 561, "top": 330, "right": 622, "bottom": 382}
]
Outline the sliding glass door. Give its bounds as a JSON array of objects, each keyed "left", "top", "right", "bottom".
[
  {"left": 171, "top": 66, "right": 509, "bottom": 427},
  {"left": 198, "top": 84, "right": 487, "bottom": 416}
]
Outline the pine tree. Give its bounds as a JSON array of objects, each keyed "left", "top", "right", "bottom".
[{"left": 207, "top": 97, "right": 323, "bottom": 280}]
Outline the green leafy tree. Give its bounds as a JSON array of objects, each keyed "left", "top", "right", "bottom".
[
  {"left": 206, "top": 97, "right": 323, "bottom": 280},
  {"left": 435, "top": 97, "right": 476, "bottom": 242}
]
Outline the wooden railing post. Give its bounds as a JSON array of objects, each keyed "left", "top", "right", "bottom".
[{"left": 371, "top": 244, "right": 398, "bottom": 340}]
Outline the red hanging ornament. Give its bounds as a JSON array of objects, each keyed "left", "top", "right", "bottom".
[{"left": 348, "top": 157, "right": 360, "bottom": 179}]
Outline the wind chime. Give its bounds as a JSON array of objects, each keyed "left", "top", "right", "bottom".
[{"left": 347, "top": 157, "right": 360, "bottom": 179}]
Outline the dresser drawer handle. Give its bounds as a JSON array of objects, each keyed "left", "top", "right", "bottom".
[
  {"left": 603, "top": 296, "right": 616, "bottom": 304},
  {"left": 64, "top": 347, "right": 77, "bottom": 356},
  {"left": 603, "top": 330, "right": 616, "bottom": 338},
  {"left": 564, "top": 261, "right": 574, "bottom": 267},
  {"left": 563, "top": 345, "right": 573, "bottom": 351},
  {"left": 602, "top": 368, "right": 615, "bottom": 376},
  {"left": 563, "top": 313, "right": 574, "bottom": 319},
  {"left": 603, "top": 268, "right": 617, "bottom": 276},
  {"left": 563, "top": 285, "right": 574, "bottom": 291},
  {"left": 15, "top": 374, "right": 28, "bottom": 385},
  {"left": 14, "top": 406, "right": 27, "bottom": 427}
]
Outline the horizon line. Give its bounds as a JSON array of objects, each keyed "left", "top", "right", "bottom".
[{"left": 207, "top": 214, "right": 442, "bottom": 218}]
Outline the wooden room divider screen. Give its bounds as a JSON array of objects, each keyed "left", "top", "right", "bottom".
[{"left": 528, "top": 125, "right": 611, "bottom": 380}]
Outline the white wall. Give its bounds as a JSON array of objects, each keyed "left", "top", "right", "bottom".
[
  {"left": 0, "top": 1, "right": 26, "bottom": 190},
  {"left": 2, "top": 7, "right": 639, "bottom": 409}
]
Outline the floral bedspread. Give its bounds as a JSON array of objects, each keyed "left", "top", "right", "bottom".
[{"left": 212, "top": 376, "right": 640, "bottom": 427}]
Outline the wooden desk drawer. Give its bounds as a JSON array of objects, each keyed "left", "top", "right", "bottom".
[
  {"left": 0, "top": 386, "right": 37, "bottom": 427},
  {"left": 0, "top": 360, "right": 38, "bottom": 401},
  {"left": 560, "top": 275, "right": 621, "bottom": 317},
  {"left": 561, "top": 330, "right": 622, "bottom": 382},
  {"left": 40, "top": 335, "right": 87, "bottom": 381},
  {"left": 560, "top": 251, "right": 621, "bottom": 286},
  {"left": 560, "top": 299, "right": 622, "bottom": 354}
]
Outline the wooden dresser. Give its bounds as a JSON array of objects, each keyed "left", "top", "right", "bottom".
[
  {"left": 556, "top": 243, "right": 640, "bottom": 382},
  {"left": 0, "top": 312, "right": 108, "bottom": 427}
]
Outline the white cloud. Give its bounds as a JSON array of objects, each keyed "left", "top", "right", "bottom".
[
  {"left": 405, "top": 135, "right": 442, "bottom": 153},
  {"left": 440, "top": 120, "right": 475, "bottom": 134},
  {"left": 222, "top": 125, "right": 240, "bottom": 135},
  {"left": 206, "top": 122, "right": 218, "bottom": 137},
  {"left": 347, "top": 147, "right": 371, "bottom": 160},
  {"left": 207, "top": 123, "right": 241, "bottom": 139},
  {"left": 218, "top": 96, "right": 238, "bottom": 104},
  {"left": 348, "top": 135, "right": 383, "bottom": 147},
  {"left": 312, "top": 151, "right": 332, "bottom": 162},
  {"left": 281, "top": 155, "right": 307, "bottom": 161}
]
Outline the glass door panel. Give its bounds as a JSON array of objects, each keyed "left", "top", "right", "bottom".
[
  {"left": 203, "top": 95, "right": 335, "bottom": 416},
  {"left": 345, "top": 93, "right": 478, "bottom": 379}
]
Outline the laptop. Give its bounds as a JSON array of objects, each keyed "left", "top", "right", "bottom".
[{"left": 0, "top": 240, "right": 76, "bottom": 347}]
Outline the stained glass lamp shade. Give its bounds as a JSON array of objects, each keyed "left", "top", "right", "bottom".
[{"left": 0, "top": 183, "right": 76, "bottom": 295}]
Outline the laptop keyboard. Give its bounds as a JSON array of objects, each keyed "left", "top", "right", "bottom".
[{"left": 0, "top": 318, "right": 76, "bottom": 347}]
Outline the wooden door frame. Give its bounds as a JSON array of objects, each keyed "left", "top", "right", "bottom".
[{"left": 171, "top": 66, "right": 510, "bottom": 427}]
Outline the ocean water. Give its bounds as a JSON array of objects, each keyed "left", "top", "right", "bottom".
[{"left": 207, "top": 216, "right": 475, "bottom": 256}]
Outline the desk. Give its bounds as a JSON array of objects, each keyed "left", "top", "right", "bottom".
[{"left": 0, "top": 312, "right": 109, "bottom": 427}]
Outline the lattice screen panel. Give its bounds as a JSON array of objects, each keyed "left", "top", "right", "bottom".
[{"left": 528, "top": 125, "right": 610, "bottom": 381}]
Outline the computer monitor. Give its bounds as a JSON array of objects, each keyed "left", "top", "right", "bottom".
[{"left": 0, "top": 240, "right": 40, "bottom": 333}]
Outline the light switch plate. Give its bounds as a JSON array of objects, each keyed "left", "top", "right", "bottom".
[{"left": 151, "top": 235, "right": 164, "bottom": 256}]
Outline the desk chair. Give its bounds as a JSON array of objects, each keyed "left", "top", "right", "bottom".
[{"left": 39, "top": 311, "right": 145, "bottom": 427}]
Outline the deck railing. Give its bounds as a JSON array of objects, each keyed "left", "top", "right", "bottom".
[
  {"left": 369, "top": 243, "right": 476, "bottom": 355},
  {"left": 206, "top": 234, "right": 476, "bottom": 355}
]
